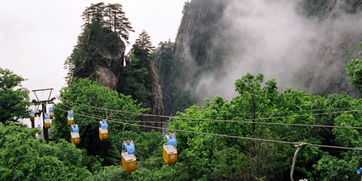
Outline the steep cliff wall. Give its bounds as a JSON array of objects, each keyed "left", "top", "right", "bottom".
[
  {"left": 150, "top": 59, "right": 164, "bottom": 127},
  {"left": 162, "top": 0, "right": 362, "bottom": 113}
]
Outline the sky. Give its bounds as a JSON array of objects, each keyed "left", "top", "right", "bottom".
[{"left": 0, "top": 0, "right": 186, "bottom": 100}]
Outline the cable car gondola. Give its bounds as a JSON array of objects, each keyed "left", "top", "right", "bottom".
[
  {"left": 99, "top": 120, "right": 109, "bottom": 141},
  {"left": 30, "top": 110, "right": 35, "bottom": 122},
  {"left": 67, "top": 110, "right": 75, "bottom": 125},
  {"left": 35, "top": 124, "right": 43, "bottom": 139},
  {"left": 163, "top": 133, "right": 177, "bottom": 165},
  {"left": 49, "top": 107, "right": 54, "bottom": 119},
  {"left": 121, "top": 140, "right": 136, "bottom": 172},
  {"left": 44, "top": 114, "right": 52, "bottom": 128},
  {"left": 70, "top": 124, "right": 80, "bottom": 145}
]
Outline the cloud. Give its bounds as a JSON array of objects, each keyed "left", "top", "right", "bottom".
[{"left": 191, "top": 0, "right": 362, "bottom": 101}]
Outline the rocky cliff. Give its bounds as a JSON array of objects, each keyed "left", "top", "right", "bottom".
[
  {"left": 68, "top": 23, "right": 125, "bottom": 90},
  {"left": 68, "top": 24, "right": 165, "bottom": 119},
  {"left": 160, "top": 0, "right": 362, "bottom": 114}
]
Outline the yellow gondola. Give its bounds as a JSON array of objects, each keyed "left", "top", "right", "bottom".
[
  {"left": 49, "top": 107, "right": 54, "bottom": 119},
  {"left": 67, "top": 110, "right": 75, "bottom": 125},
  {"left": 30, "top": 110, "right": 35, "bottom": 121},
  {"left": 44, "top": 114, "right": 52, "bottom": 128},
  {"left": 99, "top": 120, "right": 109, "bottom": 140},
  {"left": 163, "top": 133, "right": 177, "bottom": 165},
  {"left": 121, "top": 140, "right": 136, "bottom": 172},
  {"left": 35, "top": 124, "right": 43, "bottom": 139},
  {"left": 99, "top": 128, "right": 109, "bottom": 140},
  {"left": 70, "top": 124, "right": 80, "bottom": 145}
]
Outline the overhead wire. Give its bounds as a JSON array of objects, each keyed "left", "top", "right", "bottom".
[
  {"left": 59, "top": 101, "right": 362, "bottom": 130},
  {"left": 63, "top": 99, "right": 362, "bottom": 118},
  {"left": 55, "top": 107, "right": 362, "bottom": 151},
  {"left": 62, "top": 99, "right": 362, "bottom": 123}
]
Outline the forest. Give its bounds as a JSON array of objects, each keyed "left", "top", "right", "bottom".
[{"left": 2, "top": 1, "right": 362, "bottom": 180}]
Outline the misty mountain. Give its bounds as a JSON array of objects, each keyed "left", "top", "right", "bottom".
[{"left": 158, "top": 0, "right": 362, "bottom": 114}]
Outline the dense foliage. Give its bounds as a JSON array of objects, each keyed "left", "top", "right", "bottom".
[
  {"left": 66, "top": 3, "right": 160, "bottom": 117},
  {"left": 52, "top": 78, "right": 182, "bottom": 180},
  {"left": 0, "top": 68, "right": 29, "bottom": 123},
  {"left": 168, "top": 73, "right": 362, "bottom": 180},
  {"left": 346, "top": 43, "right": 362, "bottom": 95},
  {"left": 53, "top": 79, "right": 146, "bottom": 165},
  {"left": 4, "top": 1, "right": 362, "bottom": 180},
  {"left": 65, "top": 22, "right": 124, "bottom": 81},
  {"left": 2, "top": 68, "right": 362, "bottom": 180},
  {"left": 118, "top": 31, "right": 154, "bottom": 109},
  {"left": 81, "top": 3, "right": 133, "bottom": 42},
  {"left": 65, "top": 2, "right": 133, "bottom": 84},
  {"left": 0, "top": 123, "right": 94, "bottom": 180}
]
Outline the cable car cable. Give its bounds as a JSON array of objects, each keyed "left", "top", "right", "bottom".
[
  {"left": 62, "top": 99, "right": 362, "bottom": 118},
  {"left": 55, "top": 107, "right": 362, "bottom": 151},
  {"left": 57, "top": 105, "right": 362, "bottom": 130},
  {"left": 61, "top": 99, "right": 362, "bottom": 124}
]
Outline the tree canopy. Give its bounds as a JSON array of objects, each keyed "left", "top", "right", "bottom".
[
  {"left": 167, "top": 73, "right": 362, "bottom": 180},
  {"left": 0, "top": 68, "right": 29, "bottom": 123},
  {"left": 346, "top": 43, "right": 362, "bottom": 95},
  {"left": 65, "top": 2, "right": 133, "bottom": 85},
  {"left": 53, "top": 78, "right": 146, "bottom": 165},
  {"left": 4, "top": 1, "right": 362, "bottom": 179},
  {"left": 118, "top": 31, "right": 154, "bottom": 109},
  {"left": 82, "top": 2, "right": 134, "bottom": 42},
  {"left": 2, "top": 68, "right": 362, "bottom": 180},
  {"left": 0, "top": 123, "right": 94, "bottom": 180}
]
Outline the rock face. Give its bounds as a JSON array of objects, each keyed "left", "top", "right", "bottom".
[
  {"left": 96, "top": 66, "right": 119, "bottom": 90},
  {"left": 87, "top": 26, "right": 125, "bottom": 90},
  {"left": 297, "top": 0, "right": 362, "bottom": 96},
  {"left": 150, "top": 60, "right": 164, "bottom": 127},
  {"left": 159, "top": 0, "right": 229, "bottom": 114},
  {"left": 161, "top": 0, "right": 362, "bottom": 114},
  {"left": 70, "top": 23, "right": 165, "bottom": 122},
  {"left": 70, "top": 23, "right": 126, "bottom": 91}
]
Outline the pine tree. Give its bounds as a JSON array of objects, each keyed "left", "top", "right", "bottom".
[
  {"left": 134, "top": 30, "right": 154, "bottom": 56},
  {"left": 104, "top": 4, "right": 134, "bottom": 42},
  {"left": 119, "top": 31, "right": 154, "bottom": 108},
  {"left": 81, "top": 3, "right": 134, "bottom": 42},
  {"left": 66, "top": 2, "right": 134, "bottom": 82}
]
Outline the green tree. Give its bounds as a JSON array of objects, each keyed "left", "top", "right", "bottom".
[
  {"left": 0, "top": 68, "right": 29, "bottom": 123},
  {"left": 167, "top": 73, "right": 362, "bottom": 180},
  {"left": 119, "top": 31, "right": 154, "bottom": 109},
  {"left": 313, "top": 153, "right": 361, "bottom": 181},
  {"left": 65, "top": 22, "right": 124, "bottom": 82},
  {"left": 53, "top": 79, "right": 146, "bottom": 165},
  {"left": 0, "top": 123, "right": 94, "bottom": 180},
  {"left": 81, "top": 3, "right": 134, "bottom": 42},
  {"left": 65, "top": 2, "right": 133, "bottom": 83},
  {"left": 346, "top": 43, "right": 362, "bottom": 95}
]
